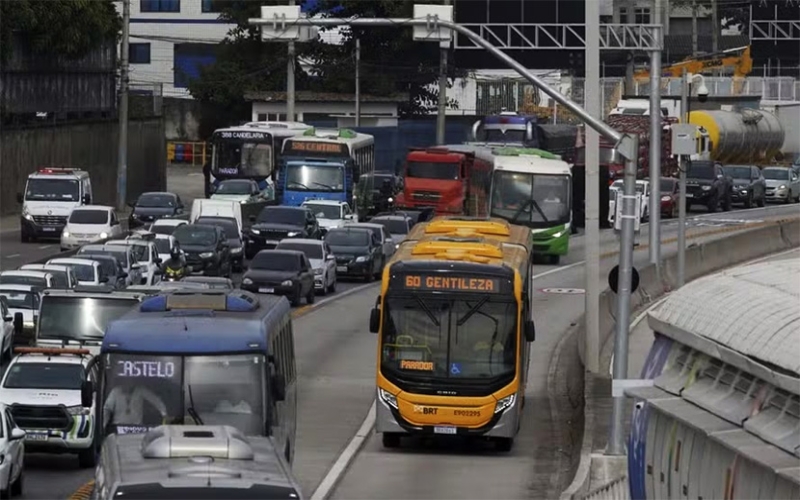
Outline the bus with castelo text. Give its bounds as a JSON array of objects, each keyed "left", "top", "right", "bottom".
[{"left": 368, "top": 216, "right": 536, "bottom": 451}]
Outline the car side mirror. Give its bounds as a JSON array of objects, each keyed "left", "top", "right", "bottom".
[
  {"left": 80, "top": 380, "right": 94, "bottom": 407},
  {"left": 13, "top": 312, "right": 23, "bottom": 335},
  {"left": 16, "top": 193, "right": 23, "bottom": 204},
  {"left": 524, "top": 319, "right": 536, "bottom": 342},
  {"left": 155, "top": 257, "right": 162, "bottom": 264},
  {"left": 272, "top": 373, "right": 286, "bottom": 401},
  {"left": 326, "top": 254, "right": 335, "bottom": 261},
  {"left": 100, "top": 276, "right": 109, "bottom": 283},
  {"left": 120, "top": 271, "right": 128, "bottom": 278},
  {"left": 369, "top": 307, "right": 380, "bottom": 334},
  {"left": 111, "top": 219, "right": 120, "bottom": 226},
  {"left": 131, "top": 263, "right": 141, "bottom": 270},
  {"left": 83, "top": 194, "right": 91, "bottom": 204},
  {"left": 10, "top": 428, "right": 25, "bottom": 441}
]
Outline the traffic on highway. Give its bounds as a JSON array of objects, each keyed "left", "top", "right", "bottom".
[{"left": 0, "top": 117, "right": 798, "bottom": 500}]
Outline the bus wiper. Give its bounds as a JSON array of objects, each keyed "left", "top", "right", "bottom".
[
  {"left": 311, "top": 181, "right": 334, "bottom": 190},
  {"left": 511, "top": 199, "right": 549, "bottom": 223},
  {"left": 186, "top": 385, "right": 204, "bottom": 426},
  {"left": 288, "top": 181, "right": 310, "bottom": 190},
  {"left": 457, "top": 296, "right": 490, "bottom": 326},
  {"left": 414, "top": 296, "right": 440, "bottom": 327}
]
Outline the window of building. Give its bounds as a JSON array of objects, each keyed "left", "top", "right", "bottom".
[
  {"left": 140, "top": 0, "right": 180, "bottom": 13},
  {"left": 201, "top": 0, "right": 222, "bottom": 13},
  {"left": 173, "top": 44, "right": 217, "bottom": 89},
  {"left": 129, "top": 43, "right": 151, "bottom": 64},
  {"left": 619, "top": 7, "right": 629, "bottom": 24},
  {"left": 634, "top": 7, "right": 651, "bottom": 24}
]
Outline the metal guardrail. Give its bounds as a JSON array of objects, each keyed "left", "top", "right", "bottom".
[{"left": 574, "top": 475, "right": 629, "bottom": 500}]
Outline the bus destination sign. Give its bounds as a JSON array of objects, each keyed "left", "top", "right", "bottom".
[
  {"left": 216, "top": 131, "right": 269, "bottom": 140},
  {"left": 286, "top": 140, "right": 349, "bottom": 155},
  {"left": 401, "top": 274, "right": 501, "bottom": 293}
]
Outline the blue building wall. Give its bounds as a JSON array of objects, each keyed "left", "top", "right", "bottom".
[{"left": 305, "top": 118, "right": 475, "bottom": 174}]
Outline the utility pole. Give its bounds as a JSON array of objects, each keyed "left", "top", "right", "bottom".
[
  {"left": 648, "top": 0, "right": 663, "bottom": 269},
  {"left": 117, "top": 0, "right": 131, "bottom": 211},
  {"left": 355, "top": 38, "right": 361, "bottom": 127},
  {"left": 584, "top": 0, "right": 601, "bottom": 373},
  {"left": 691, "top": 0, "right": 698, "bottom": 56},
  {"left": 287, "top": 0, "right": 296, "bottom": 121},
  {"left": 436, "top": 0, "right": 451, "bottom": 145},
  {"left": 677, "top": 69, "right": 689, "bottom": 288},
  {"left": 711, "top": 0, "right": 719, "bottom": 75}
]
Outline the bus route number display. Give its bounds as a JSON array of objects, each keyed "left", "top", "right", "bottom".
[
  {"left": 402, "top": 275, "right": 500, "bottom": 293},
  {"left": 286, "top": 141, "right": 348, "bottom": 155},
  {"left": 217, "top": 131, "right": 268, "bottom": 140}
]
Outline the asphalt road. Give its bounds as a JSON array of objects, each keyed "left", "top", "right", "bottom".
[{"left": 2, "top": 167, "right": 798, "bottom": 499}]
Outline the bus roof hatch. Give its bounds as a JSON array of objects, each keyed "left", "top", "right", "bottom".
[
  {"left": 141, "top": 425, "right": 255, "bottom": 460},
  {"left": 424, "top": 218, "right": 511, "bottom": 237},
  {"left": 139, "top": 291, "right": 259, "bottom": 313},
  {"left": 411, "top": 239, "right": 503, "bottom": 263}
]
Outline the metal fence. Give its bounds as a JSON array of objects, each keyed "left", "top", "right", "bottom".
[
  {"left": 634, "top": 76, "right": 800, "bottom": 102},
  {"left": 574, "top": 475, "right": 629, "bottom": 500}
]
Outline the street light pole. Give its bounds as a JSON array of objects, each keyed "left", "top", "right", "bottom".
[
  {"left": 677, "top": 70, "right": 690, "bottom": 288},
  {"left": 287, "top": 0, "right": 296, "bottom": 122},
  {"left": 648, "top": 0, "right": 663, "bottom": 269},
  {"left": 116, "top": 0, "right": 131, "bottom": 211}
]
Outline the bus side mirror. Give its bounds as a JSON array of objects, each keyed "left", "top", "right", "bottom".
[
  {"left": 369, "top": 308, "right": 380, "bottom": 333},
  {"left": 272, "top": 373, "right": 286, "bottom": 401},
  {"left": 13, "top": 313, "right": 23, "bottom": 335},
  {"left": 81, "top": 380, "right": 94, "bottom": 408},
  {"left": 524, "top": 320, "right": 535, "bottom": 342}
]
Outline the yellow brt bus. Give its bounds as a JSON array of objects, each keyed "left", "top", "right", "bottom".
[{"left": 368, "top": 216, "right": 536, "bottom": 451}]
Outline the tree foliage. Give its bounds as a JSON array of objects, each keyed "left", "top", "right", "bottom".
[{"left": 0, "top": 0, "right": 120, "bottom": 62}]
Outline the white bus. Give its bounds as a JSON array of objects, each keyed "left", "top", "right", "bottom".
[{"left": 278, "top": 128, "right": 375, "bottom": 207}]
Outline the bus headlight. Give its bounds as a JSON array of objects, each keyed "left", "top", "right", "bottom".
[
  {"left": 494, "top": 394, "right": 516, "bottom": 414},
  {"left": 287, "top": 231, "right": 300, "bottom": 237},
  {"left": 67, "top": 405, "right": 91, "bottom": 416},
  {"left": 550, "top": 230, "right": 565, "bottom": 239},
  {"left": 379, "top": 388, "right": 398, "bottom": 410}
]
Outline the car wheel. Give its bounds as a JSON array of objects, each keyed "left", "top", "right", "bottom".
[
  {"left": 319, "top": 273, "right": 328, "bottom": 296},
  {"left": 744, "top": 193, "right": 753, "bottom": 209},
  {"left": 290, "top": 289, "right": 302, "bottom": 307},
  {"left": 722, "top": 190, "right": 732, "bottom": 211},
  {"left": 495, "top": 437, "right": 514, "bottom": 452},
  {"left": 78, "top": 442, "right": 97, "bottom": 468},
  {"left": 757, "top": 194, "right": 766, "bottom": 207},
  {"left": 305, "top": 285, "right": 315, "bottom": 305},
  {"left": 0, "top": 468, "right": 10, "bottom": 499},
  {"left": 328, "top": 276, "right": 337, "bottom": 294},
  {"left": 382, "top": 433, "right": 401, "bottom": 448},
  {"left": 9, "top": 467, "right": 21, "bottom": 497},
  {"left": 374, "top": 257, "right": 384, "bottom": 279}
]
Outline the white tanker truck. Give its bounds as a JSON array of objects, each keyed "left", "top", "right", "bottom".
[{"left": 688, "top": 109, "right": 786, "bottom": 164}]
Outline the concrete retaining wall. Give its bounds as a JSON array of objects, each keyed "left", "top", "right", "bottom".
[{"left": 563, "top": 217, "right": 800, "bottom": 500}]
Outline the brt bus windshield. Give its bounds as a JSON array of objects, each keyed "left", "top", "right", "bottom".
[
  {"left": 101, "top": 353, "right": 266, "bottom": 436},
  {"left": 212, "top": 136, "right": 273, "bottom": 177},
  {"left": 491, "top": 172, "right": 571, "bottom": 228},
  {"left": 381, "top": 296, "right": 517, "bottom": 381}
]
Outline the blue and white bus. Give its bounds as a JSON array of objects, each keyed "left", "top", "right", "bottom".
[
  {"left": 79, "top": 290, "right": 298, "bottom": 463},
  {"left": 209, "top": 121, "right": 312, "bottom": 197},
  {"left": 277, "top": 128, "right": 375, "bottom": 206}
]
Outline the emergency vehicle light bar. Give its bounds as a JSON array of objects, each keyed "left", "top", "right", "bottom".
[
  {"left": 14, "top": 347, "right": 91, "bottom": 356},
  {"left": 37, "top": 167, "right": 79, "bottom": 174}
]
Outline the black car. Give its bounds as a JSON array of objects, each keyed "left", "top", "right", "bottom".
[
  {"left": 82, "top": 254, "right": 128, "bottom": 289},
  {"left": 172, "top": 224, "right": 232, "bottom": 277},
  {"left": 245, "top": 206, "right": 321, "bottom": 259},
  {"left": 128, "top": 192, "right": 185, "bottom": 228},
  {"left": 723, "top": 165, "right": 766, "bottom": 208},
  {"left": 241, "top": 250, "right": 315, "bottom": 306},
  {"left": 324, "top": 227, "right": 383, "bottom": 281},
  {"left": 195, "top": 216, "right": 245, "bottom": 272},
  {"left": 685, "top": 161, "right": 733, "bottom": 212}
]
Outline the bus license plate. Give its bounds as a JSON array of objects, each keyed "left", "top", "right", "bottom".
[
  {"left": 434, "top": 426, "right": 457, "bottom": 435},
  {"left": 26, "top": 432, "right": 48, "bottom": 441},
  {"left": 259, "top": 288, "right": 274, "bottom": 294},
  {"left": 686, "top": 193, "right": 693, "bottom": 198},
  {"left": 42, "top": 227, "right": 56, "bottom": 232}
]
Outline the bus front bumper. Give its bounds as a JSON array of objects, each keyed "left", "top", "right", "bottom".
[
  {"left": 375, "top": 393, "right": 518, "bottom": 439},
  {"left": 531, "top": 227, "right": 570, "bottom": 256}
]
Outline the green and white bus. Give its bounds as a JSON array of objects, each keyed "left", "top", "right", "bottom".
[{"left": 487, "top": 147, "right": 572, "bottom": 264}]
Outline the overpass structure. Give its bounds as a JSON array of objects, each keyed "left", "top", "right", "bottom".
[{"left": 626, "top": 256, "right": 800, "bottom": 500}]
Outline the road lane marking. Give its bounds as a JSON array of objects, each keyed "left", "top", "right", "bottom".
[
  {"left": 5, "top": 254, "right": 19, "bottom": 259},
  {"left": 39, "top": 245, "right": 52, "bottom": 250},
  {"left": 310, "top": 402, "right": 376, "bottom": 500}
]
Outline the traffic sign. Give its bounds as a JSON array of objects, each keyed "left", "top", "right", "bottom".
[{"left": 608, "top": 265, "right": 640, "bottom": 294}]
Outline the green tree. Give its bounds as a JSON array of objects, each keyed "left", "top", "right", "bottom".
[{"left": 0, "top": 0, "right": 120, "bottom": 62}]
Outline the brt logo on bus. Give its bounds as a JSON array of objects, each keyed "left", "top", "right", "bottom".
[{"left": 413, "top": 405, "right": 438, "bottom": 415}]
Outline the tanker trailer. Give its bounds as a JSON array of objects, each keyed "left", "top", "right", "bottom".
[{"left": 688, "top": 109, "right": 785, "bottom": 164}]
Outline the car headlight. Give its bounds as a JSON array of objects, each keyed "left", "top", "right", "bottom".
[
  {"left": 779, "top": 184, "right": 787, "bottom": 190},
  {"left": 701, "top": 185, "right": 711, "bottom": 191},
  {"left": 22, "top": 206, "right": 33, "bottom": 221},
  {"left": 23, "top": 321, "right": 34, "bottom": 329},
  {"left": 379, "top": 388, "right": 398, "bottom": 409},
  {"left": 494, "top": 394, "right": 516, "bottom": 414},
  {"left": 99, "top": 232, "right": 109, "bottom": 239},
  {"left": 62, "top": 230, "right": 70, "bottom": 238},
  {"left": 230, "top": 247, "right": 242, "bottom": 254},
  {"left": 199, "top": 252, "right": 214, "bottom": 259},
  {"left": 242, "top": 277, "right": 253, "bottom": 285},
  {"left": 240, "top": 200, "right": 247, "bottom": 204},
  {"left": 66, "top": 405, "right": 91, "bottom": 416},
  {"left": 281, "top": 280, "right": 294, "bottom": 286},
  {"left": 251, "top": 229, "right": 261, "bottom": 235},
  {"left": 131, "top": 213, "right": 139, "bottom": 218},
  {"left": 287, "top": 231, "right": 299, "bottom": 237},
  {"left": 314, "top": 268, "right": 323, "bottom": 275},
  {"left": 355, "top": 255, "right": 368, "bottom": 263},
  {"left": 395, "top": 243, "right": 400, "bottom": 249},
  {"left": 660, "top": 195, "right": 671, "bottom": 201},
  {"left": 741, "top": 190, "right": 748, "bottom": 195}
]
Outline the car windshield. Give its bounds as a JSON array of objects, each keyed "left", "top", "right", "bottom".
[
  {"left": 303, "top": 203, "right": 342, "bottom": 219},
  {"left": 25, "top": 178, "right": 80, "bottom": 201},
  {"left": 325, "top": 230, "right": 369, "bottom": 246},
  {"left": 406, "top": 162, "right": 460, "bottom": 180},
  {"left": 38, "top": 296, "right": 137, "bottom": 341},
  {"left": 660, "top": 179, "right": 677, "bottom": 193},
  {"left": 86, "top": 258, "right": 118, "bottom": 278},
  {"left": 216, "top": 180, "right": 253, "bottom": 195},
  {"left": 256, "top": 208, "right": 305, "bottom": 225},
  {"left": 477, "top": 128, "right": 526, "bottom": 144},
  {"left": 490, "top": 171, "right": 571, "bottom": 228},
  {"left": 154, "top": 238, "right": 172, "bottom": 254},
  {"left": 285, "top": 163, "right": 345, "bottom": 192},
  {"left": 69, "top": 209, "right": 109, "bottom": 224},
  {"left": 0, "top": 291, "right": 37, "bottom": 310},
  {"left": 150, "top": 224, "right": 179, "bottom": 235},
  {"left": 372, "top": 219, "right": 408, "bottom": 235},
  {"left": 725, "top": 166, "right": 752, "bottom": 179},
  {"left": 110, "top": 484, "right": 300, "bottom": 499},
  {"left": 102, "top": 354, "right": 266, "bottom": 436},
  {"left": 3, "top": 363, "right": 84, "bottom": 390},
  {"left": 174, "top": 225, "right": 217, "bottom": 246},
  {"left": 763, "top": 168, "right": 789, "bottom": 180},
  {"left": 79, "top": 249, "right": 129, "bottom": 269},
  {"left": 250, "top": 252, "right": 300, "bottom": 271},
  {"left": 196, "top": 218, "right": 240, "bottom": 241},
  {"left": 137, "top": 193, "right": 175, "bottom": 208},
  {"left": 381, "top": 296, "right": 517, "bottom": 380},
  {"left": 65, "top": 263, "right": 96, "bottom": 282},
  {"left": 213, "top": 139, "right": 273, "bottom": 177},
  {"left": 277, "top": 242, "right": 323, "bottom": 260},
  {"left": 689, "top": 164, "right": 716, "bottom": 179},
  {"left": 0, "top": 275, "right": 46, "bottom": 288}
]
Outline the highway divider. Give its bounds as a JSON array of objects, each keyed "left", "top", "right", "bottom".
[{"left": 562, "top": 216, "right": 800, "bottom": 500}]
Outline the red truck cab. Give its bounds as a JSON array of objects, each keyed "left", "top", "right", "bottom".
[{"left": 400, "top": 148, "right": 471, "bottom": 215}]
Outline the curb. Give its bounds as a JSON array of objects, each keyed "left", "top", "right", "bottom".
[{"left": 560, "top": 217, "right": 800, "bottom": 500}]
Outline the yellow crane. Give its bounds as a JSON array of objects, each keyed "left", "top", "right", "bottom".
[{"left": 635, "top": 45, "right": 753, "bottom": 80}]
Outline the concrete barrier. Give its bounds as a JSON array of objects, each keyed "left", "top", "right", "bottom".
[{"left": 563, "top": 216, "right": 800, "bottom": 500}]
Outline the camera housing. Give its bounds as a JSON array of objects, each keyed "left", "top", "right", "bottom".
[{"left": 696, "top": 82, "right": 710, "bottom": 103}]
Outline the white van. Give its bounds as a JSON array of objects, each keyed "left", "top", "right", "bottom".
[
  {"left": 190, "top": 199, "right": 243, "bottom": 237},
  {"left": 18, "top": 167, "right": 93, "bottom": 243}
]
